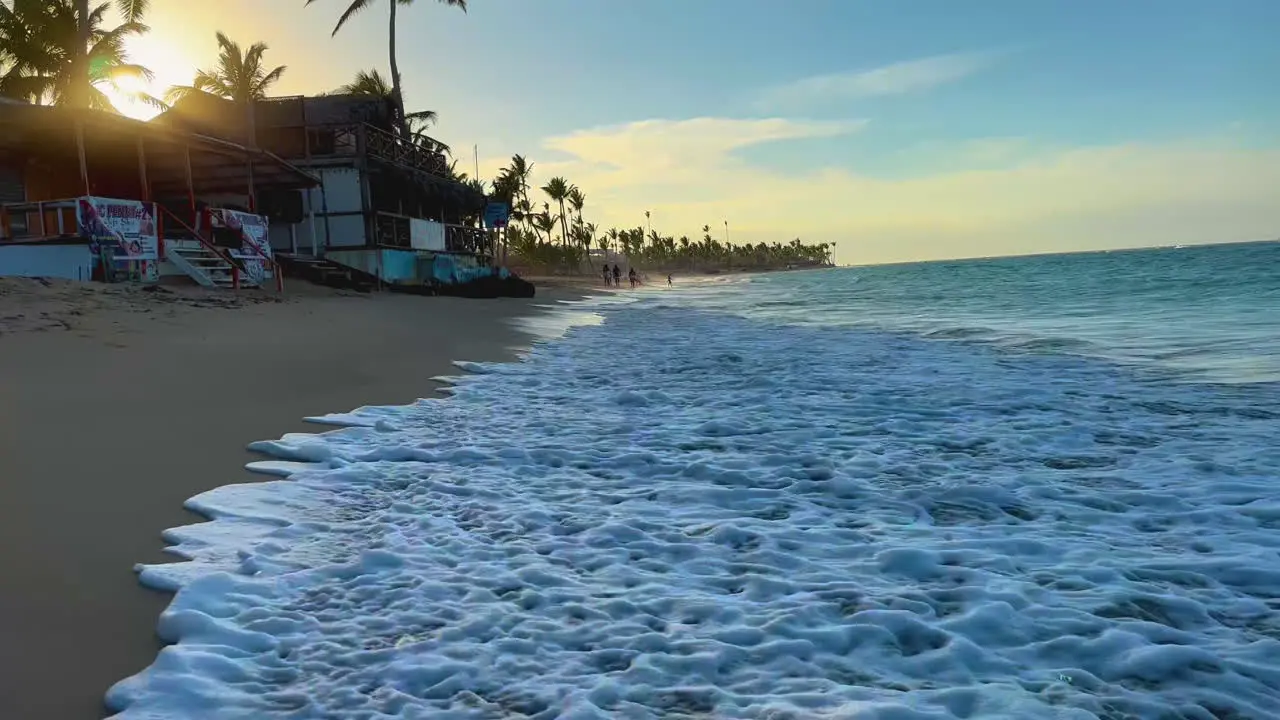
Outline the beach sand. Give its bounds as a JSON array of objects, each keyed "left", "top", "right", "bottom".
[{"left": 0, "top": 278, "right": 576, "bottom": 719}]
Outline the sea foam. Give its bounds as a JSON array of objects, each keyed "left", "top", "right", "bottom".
[{"left": 107, "top": 302, "right": 1280, "bottom": 719}]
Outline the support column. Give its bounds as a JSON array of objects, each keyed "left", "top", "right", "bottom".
[
  {"left": 75, "top": 120, "right": 90, "bottom": 196},
  {"left": 303, "top": 126, "right": 319, "bottom": 256},
  {"left": 246, "top": 156, "right": 256, "bottom": 213},
  {"left": 135, "top": 137, "right": 150, "bottom": 201},
  {"left": 183, "top": 144, "right": 197, "bottom": 228}
]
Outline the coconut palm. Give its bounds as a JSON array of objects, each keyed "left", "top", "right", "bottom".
[
  {"left": 502, "top": 154, "right": 533, "bottom": 224},
  {"left": 567, "top": 185, "right": 585, "bottom": 236},
  {"left": 541, "top": 176, "right": 571, "bottom": 247},
  {"left": 63, "top": 0, "right": 148, "bottom": 107},
  {"left": 0, "top": 0, "right": 154, "bottom": 111},
  {"left": 334, "top": 68, "right": 440, "bottom": 140},
  {"left": 305, "top": 0, "right": 466, "bottom": 138},
  {"left": 533, "top": 207, "right": 557, "bottom": 245},
  {"left": 164, "top": 31, "right": 285, "bottom": 104}
]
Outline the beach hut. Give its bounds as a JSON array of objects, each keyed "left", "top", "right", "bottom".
[
  {"left": 0, "top": 100, "right": 319, "bottom": 288},
  {"left": 153, "top": 93, "right": 500, "bottom": 290}
]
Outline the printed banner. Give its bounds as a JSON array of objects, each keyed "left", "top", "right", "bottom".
[
  {"left": 76, "top": 196, "right": 159, "bottom": 282},
  {"left": 208, "top": 209, "right": 272, "bottom": 285},
  {"left": 483, "top": 202, "right": 509, "bottom": 229}
]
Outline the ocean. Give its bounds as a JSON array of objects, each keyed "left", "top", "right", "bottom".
[{"left": 108, "top": 242, "right": 1280, "bottom": 719}]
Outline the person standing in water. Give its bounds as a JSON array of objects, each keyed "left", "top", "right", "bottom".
[
  {"left": 667, "top": 273, "right": 673, "bottom": 287},
  {"left": 612, "top": 264, "right": 621, "bottom": 287}
]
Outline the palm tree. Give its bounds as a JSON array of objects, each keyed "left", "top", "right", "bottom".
[
  {"left": 533, "top": 208, "right": 557, "bottom": 245},
  {"left": 305, "top": 0, "right": 466, "bottom": 138},
  {"left": 63, "top": 0, "right": 147, "bottom": 107},
  {"left": 165, "top": 31, "right": 285, "bottom": 104},
  {"left": 567, "top": 185, "right": 585, "bottom": 237},
  {"left": 505, "top": 154, "right": 533, "bottom": 224},
  {"left": 334, "top": 68, "right": 441, "bottom": 141},
  {"left": 541, "top": 176, "right": 571, "bottom": 247},
  {"left": 1, "top": 0, "right": 154, "bottom": 111}
]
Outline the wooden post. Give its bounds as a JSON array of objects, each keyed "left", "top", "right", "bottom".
[
  {"left": 319, "top": 178, "right": 333, "bottom": 253},
  {"left": 357, "top": 125, "right": 375, "bottom": 251},
  {"left": 74, "top": 120, "right": 90, "bottom": 196},
  {"left": 183, "top": 143, "right": 196, "bottom": 228},
  {"left": 302, "top": 126, "right": 319, "bottom": 256},
  {"left": 136, "top": 136, "right": 149, "bottom": 201},
  {"left": 246, "top": 155, "right": 256, "bottom": 212}
]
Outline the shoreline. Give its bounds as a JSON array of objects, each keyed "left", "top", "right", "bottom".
[{"left": 0, "top": 278, "right": 581, "bottom": 719}]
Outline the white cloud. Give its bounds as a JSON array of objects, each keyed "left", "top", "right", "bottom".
[
  {"left": 758, "top": 51, "right": 996, "bottom": 110},
  {"left": 486, "top": 118, "right": 1280, "bottom": 264}
]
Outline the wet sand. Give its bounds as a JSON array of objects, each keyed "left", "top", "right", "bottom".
[{"left": 0, "top": 279, "right": 576, "bottom": 718}]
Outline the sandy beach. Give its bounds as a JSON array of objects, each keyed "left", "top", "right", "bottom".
[{"left": 0, "top": 278, "right": 576, "bottom": 719}]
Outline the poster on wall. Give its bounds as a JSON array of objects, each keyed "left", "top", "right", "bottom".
[
  {"left": 208, "top": 209, "right": 272, "bottom": 285},
  {"left": 76, "top": 196, "right": 159, "bottom": 282}
]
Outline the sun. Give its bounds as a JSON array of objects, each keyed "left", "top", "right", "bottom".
[{"left": 105, "top": 73, "right": 163, "bottom": 120}]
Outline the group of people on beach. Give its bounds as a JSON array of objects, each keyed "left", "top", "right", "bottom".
[{"left": 603, "top": 264, "right": 673, "bottom": 289}]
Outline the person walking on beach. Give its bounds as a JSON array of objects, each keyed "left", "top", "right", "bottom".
[
  {"left": 612, "top": 264, "right": 621, "bottom": 287},
  {"left": 602, "top": 263, "right": 612, "bottom": 286},
  {"left": 628, "top": 268, "right": 638, "bottom": 288},
  {"left": 667, "top": 273, "right": 673, "bottom": 287}
]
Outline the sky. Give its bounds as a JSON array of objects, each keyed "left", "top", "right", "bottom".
[{"left": 113, "top": 0, "right": 1280, "bottom": 265}]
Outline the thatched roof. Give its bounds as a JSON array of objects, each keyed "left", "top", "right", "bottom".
[
  {"left": 0, "top": 103, "right": 318, "bottom": 194},
  {"left": 152, "top": 93, "right": 397, "bottom": 142}
]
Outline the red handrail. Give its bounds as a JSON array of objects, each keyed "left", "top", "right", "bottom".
[
  {"left": 229, "top": 214, "right": 285, "bottom": 293},
  {"left": 158, "top": 205, "right": 244, "bottom": 290},
  {"left": 200, "top": 207, "right": 284, "bottom": 293}
]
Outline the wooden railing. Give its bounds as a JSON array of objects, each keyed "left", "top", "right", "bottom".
[
  {"left": 158, "top": 206, "right": 284, "bottom": 292},
  {"left": 0, "top": 199, "right": 79, "bottom": 241},
  {"left": 200, "top": 207, "right": 285, "bottom": 292},
  {"left": 359, "top": 123, "right": 449, "bottom": 177},
  {"left": 446, "top": 225, "right": 492, "bottom": 256},
  {"left": 374, "top": 211, "right": 411, "bottom": 248}
]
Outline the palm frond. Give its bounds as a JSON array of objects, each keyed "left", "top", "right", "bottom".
[
  {"left": 115, "top": 0, "right": 149, "bottom": 23},
  {"left": 331, "top": 0, "right": 377, "bottom": 36}
]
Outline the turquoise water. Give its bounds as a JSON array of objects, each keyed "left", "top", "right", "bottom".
[
  {"left": 670, "top": 241, "right": 1280, "bottom": 385},
  {"left": 110, "top": 241, "right": 1280, "bottom": 719}
]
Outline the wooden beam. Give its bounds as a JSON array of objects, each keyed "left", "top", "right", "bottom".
[
  {"left": 136, "top": 136, "right": 150, "bottom": 201},
  {"left": 74, "top": 120, "right": 90, "bottom": 196},
  {"left": 183, "top": 143, "right": 196, "bottom": 227},
  {"left": 246, "top": 155, "right": 256, "bottom": 212}
]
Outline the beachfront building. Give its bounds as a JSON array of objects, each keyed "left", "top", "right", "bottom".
[
  {"left": 0, "top": 99, "right": 317, "bottom": 289},
  {"left": 153, "top": 93, "right": 500, "bottom": 290}
]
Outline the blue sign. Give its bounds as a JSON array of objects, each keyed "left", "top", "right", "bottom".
[{"left": 483, "top": 202, "right": 509, "bottom": 229}]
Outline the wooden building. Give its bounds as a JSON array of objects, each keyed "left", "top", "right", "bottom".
[
  {"left": 153, "top": 94, "right": 497, "bottom": 287},
  {"left": 0, "top": 100, "right": 317, "bottom": 287}
]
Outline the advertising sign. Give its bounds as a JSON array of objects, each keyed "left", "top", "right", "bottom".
[
  {"left": 483, "top": 202, "right": 509, "bottom": 229},
  {"left": 75, "top": 196, "right": 159, "bottom": 282},
  {"left": 209, "top": 209, "right": 272, "bottom": 285}
]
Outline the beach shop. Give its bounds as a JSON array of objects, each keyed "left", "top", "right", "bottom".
[
  {"left": 0, "top": 99, "right": 319, "bottom": 290},
  {"left": 152, "top": 93, "right": 509, "bottom": 292}
]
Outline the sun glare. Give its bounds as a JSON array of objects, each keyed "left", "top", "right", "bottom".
[
  {"left": 107, "top": 75, "right": 161, "bottom": 120},
  {"left": 112, "top": 34, "right": 198, "bottom": 120}
]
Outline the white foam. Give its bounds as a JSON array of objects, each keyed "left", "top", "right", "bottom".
[{"left": 107, "top": 305, "right": 1280, "bottom": 718}]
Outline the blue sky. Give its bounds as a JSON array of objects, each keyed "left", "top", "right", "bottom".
[{"left": 129, "top": 0, "right": 1280, "bottom": 263}]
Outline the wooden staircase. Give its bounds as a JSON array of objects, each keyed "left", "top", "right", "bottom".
[
  {"left": 166, "top": 243, "right": 255, "bottom": 289},
  {"left": 159, "top": 206, "right": 280, "bottom": 292},
  {"left": 276, "top": 253, "right": 374, "bottom": 292}
]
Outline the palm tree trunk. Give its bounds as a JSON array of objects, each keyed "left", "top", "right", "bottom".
[
  {"left": 73, "top": 0, "right": 90, "bottom": 107},
  {"left": 558, "top": 200, "right": 569, "bottom": 247},
  {"left": 388, "top": 0, "right": 408, "bottom": 138}
]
